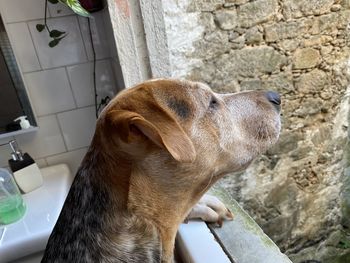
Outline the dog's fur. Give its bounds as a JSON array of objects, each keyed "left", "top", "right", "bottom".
[{"left": 42, "top": 79, "right": 281, "bottom": 263}]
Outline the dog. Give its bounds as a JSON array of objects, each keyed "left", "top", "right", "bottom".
[{"left": 41, "top": 79, "right": 281, "bottom": 263}]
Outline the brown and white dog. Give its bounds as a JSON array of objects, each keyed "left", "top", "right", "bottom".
[{"left": 42, "top": 79, "right": 281, "bottom": 263}]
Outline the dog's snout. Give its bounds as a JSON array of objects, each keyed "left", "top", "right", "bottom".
[{"left": 265, "top": 91, "right": 281, "bottom": 109}]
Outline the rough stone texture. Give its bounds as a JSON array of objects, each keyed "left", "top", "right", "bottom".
[
  {"left": 238, "top": 0, "right": 278, "bottom": 28},
  {"left": 295, "top": 69, "right": 330, "bottom": 94},
  {"left": 264, "top": 20, "right": 310, "bottom": 43},
  {"left": 215, "top": 46, "right": 287, "bottom": 81},
  {"left": 226, "top": 0, "right": 248, "bottom": 4},
  {"left": 196, "top": 30, "right": 231, "bottom": 60},
  {"left": 293, "top": 48, "right": 321, "bottom": 69},
  {"left": 263, "top": 72, "right": 294, "bottom": 92},
  {"left": 187, "top": 0, "right": 224, "bottom": 12},
  {"left": 215, "top": 9, "right": 237, "bottom": 30},
  {"left": 283, "top": 0, "right": 336, "bottom": 19},
  {"left": 245, "top": 27, "right": 263, "bottom": 45},
  {"left": 344, "top": 0, "right": 350, "bottom": 8},
  {"left": 163, "top": 1, "right": 350, "bottom": 262},
  {"left": 303, "top": 35, "right": 333, "bottom": 47}
]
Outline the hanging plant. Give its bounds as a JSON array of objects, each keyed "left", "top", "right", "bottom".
[
  {"left": 36, "top": 0, "right": 107, "bottom": 118},
  {"left": 36, "top": 0, "right": 90, "bottom": 47}
]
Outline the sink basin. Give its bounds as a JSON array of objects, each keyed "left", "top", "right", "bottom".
[{"left": 0, "top": 164, "right": 72, "bottom": 262}]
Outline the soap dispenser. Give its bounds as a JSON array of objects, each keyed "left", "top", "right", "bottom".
[
  {"left": 0, "top": 168, "right": 26, "bottom": 226},
  {"left": 14, "top": 116, "right": 31, "bottom": 129},
  {"left": 8, "top": 140, "right": 43, "bottom": 193}
]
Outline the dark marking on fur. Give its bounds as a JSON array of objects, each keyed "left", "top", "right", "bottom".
[
  {"left": 41, "top": 164, "right": 110, "bottom": 263},
  {"left": 167, "top": 98, "right": 190, "bottom": 119}
]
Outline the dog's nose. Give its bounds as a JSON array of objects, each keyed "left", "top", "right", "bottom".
[{"left": 265, "top": 91, "right": 281, "bottom": 109}]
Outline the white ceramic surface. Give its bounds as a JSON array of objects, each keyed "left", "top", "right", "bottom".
[
  {"left": 177, "top": 221, "right": 231, "bottom": 263},
  {"left": 0, "top": 164, "right": 72, "bottom": 262},
  {"left": 46, "top": 148, "right": 87, "bottom": 176},
  {"left": 67, "top": 59, "right": 117, "bottom": 108},
  {"left": 24, "top": 68, "right": 76, "bottom": 116},
  {"left": 0, "top": 0, "right": 45, "bottom": 23},
  {"left": 5, "top": 23, "right": 41, "bottom": 73},
  {"left": 57, "top": 106, "right": 96, "bottom": 151},
  {"left": 47, "top": 2, "right": 74, "bottom": 17},
  {"left": 28, "top": 16, "right": 87, "bottom": 69}
]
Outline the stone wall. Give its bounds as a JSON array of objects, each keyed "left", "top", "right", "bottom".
[{"left": 162, "top": 0, "right": 350, "bottom": 262}]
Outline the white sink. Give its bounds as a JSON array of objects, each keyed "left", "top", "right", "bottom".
[
  {"left": 0, "top": 164, "right": 72, "bottom": 262},
  {"left": 177, "top": 221, "right": 231, "bottom": 263}
]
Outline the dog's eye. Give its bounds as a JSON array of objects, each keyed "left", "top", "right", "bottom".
[{"left": 209, "top": 97, "right": 218, "bottom": 108}]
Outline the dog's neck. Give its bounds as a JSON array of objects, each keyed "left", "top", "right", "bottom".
[
  {"left": 92, "top": 135, "right": 211, "bottom": 262},
  {"left": 126, "top": 168, "right": 193, "bottom": 262},
  {"left": 44, "top": 142, "right": 167, "bottom": 262},
  {"left": 44, "top": 133, "right": 212, "bottom": 263}
]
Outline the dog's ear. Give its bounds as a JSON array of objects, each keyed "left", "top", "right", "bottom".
[{"left": 107, "top": 109, "right": 196, "bottom": 163}]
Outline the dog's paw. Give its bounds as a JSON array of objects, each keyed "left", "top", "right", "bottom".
[{"left": 186, "top": 194, "right": 233, "bottom": 227}]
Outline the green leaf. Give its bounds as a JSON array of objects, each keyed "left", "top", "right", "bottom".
[
  {"left": 48, "top": 35, "right": 66, "bottom": 48},
  {"left": 49, "top": 29, "right": 66, "bottom": 38},
  {"left": 48, "top": 0, "right": 59, "bottom": 4},
  {"left": 36, "top": 24, "right": 45, "bottom": 32},
  {"left": 338, "top": 239, "right": 350, "bottom": 249},
  {"left": 59, "top": 0, "right": 90, "bottom": 17}
]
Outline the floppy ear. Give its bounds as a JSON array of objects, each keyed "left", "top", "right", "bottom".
[{"left": 107, "top": 110, "right": 196, "bottom": 163}]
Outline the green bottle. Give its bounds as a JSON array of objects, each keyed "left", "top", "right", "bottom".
[{"left": 0, "top": 168, "right": 26, "bottom": 226}]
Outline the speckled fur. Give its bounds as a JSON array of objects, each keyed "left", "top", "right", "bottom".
[{"left": 42, "top": 145, "right": 161, "bottom": 263}]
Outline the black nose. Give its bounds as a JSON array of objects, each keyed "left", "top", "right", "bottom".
[{"left": 266, "top": 91, "right": 281, "bottom": 108}]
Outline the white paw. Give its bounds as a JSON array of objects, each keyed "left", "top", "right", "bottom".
[{"left": 186, "top": 194, "right": 234, "bottom": 227}]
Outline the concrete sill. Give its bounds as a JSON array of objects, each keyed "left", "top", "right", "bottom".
[{"left": 177, "top": 186, "right": 293, "bottom": 263}]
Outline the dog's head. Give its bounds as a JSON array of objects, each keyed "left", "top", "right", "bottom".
[
  {"left": 99, "top": 79, "right": 280, "bottom": 178},
  {"left": 93, "top": 79, "right": 280, "bottom": 259}
]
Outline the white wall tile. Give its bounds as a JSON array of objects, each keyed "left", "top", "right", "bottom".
[
  {"left": 0, "top": 137, "right": 14, "bottom": 168},
  {"left": 28, "top": 16, "right": 87, "bottom": 69},
  {"left": 35, "top": 158, "right": 47, "bottom": 168},
  {"left": 24, "top": 68, "right": 76, "bottom": 116},
  {"left": 6, "top": 23, "right": 41, "bottom": 73},
  {"left": 46, "top": 147, "right": 87, "bottom": 175},
  {"left": 15, "top": 115, "right": 66, "bottom": 159},
  {"left": 0, "top": 0, "right": 46, "bottom": 23},
  {"left": 67, "top": 60, "right": 117, "bottom": 108},
  {"left": 57, "top": 106, "right": 96, "bottom": 150},
  {"left": 67, "top": 62, "right": 94, "bottom": 107},
  {"left": 48, "top": 2, "right": 74, "bottom": 17},
  {"left": 78, "top": 12, "right": 110, "bottom": 61}
]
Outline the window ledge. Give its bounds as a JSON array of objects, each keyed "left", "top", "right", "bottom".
[{"left": 177, "top": 186, "right": 293, "bottom": 263}]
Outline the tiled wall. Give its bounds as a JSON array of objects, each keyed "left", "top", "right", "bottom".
[{"left": 0, "top": 0, "right": 123, "bottom": 174}]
